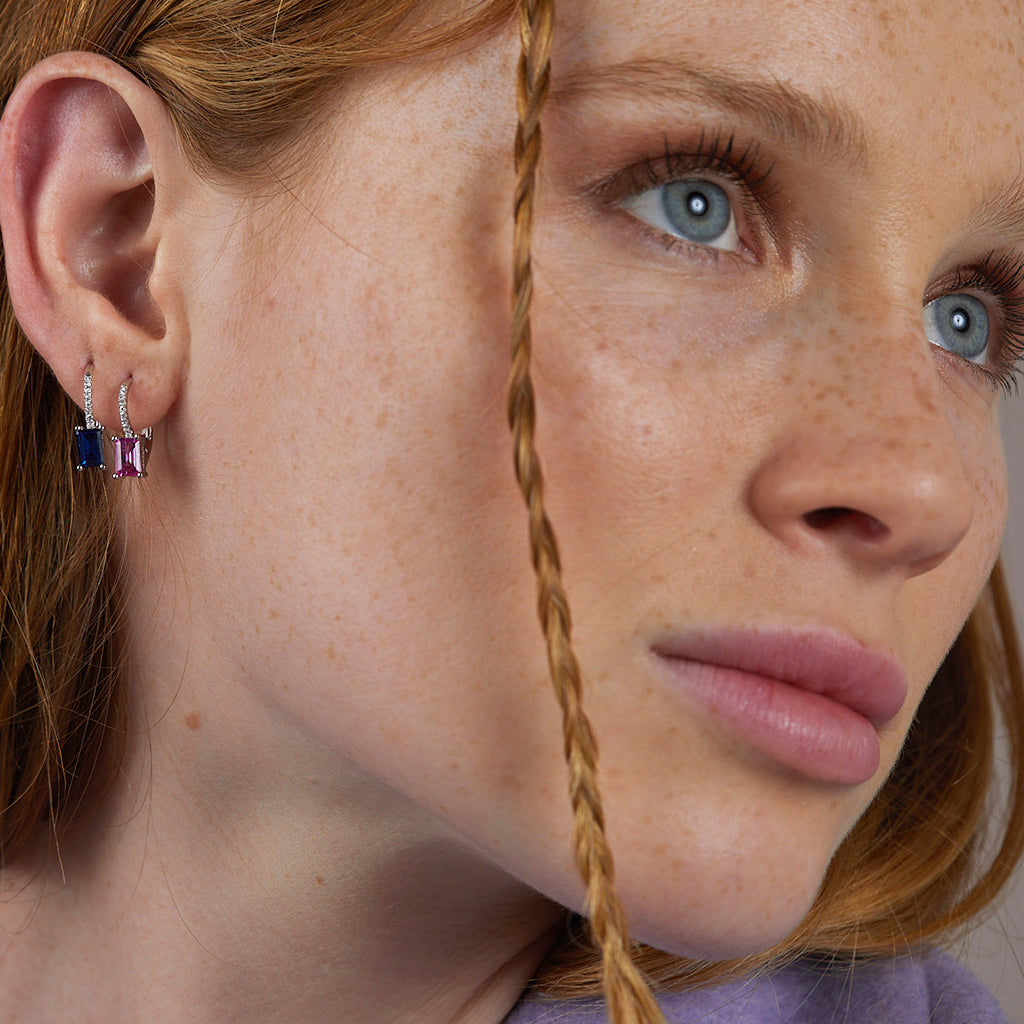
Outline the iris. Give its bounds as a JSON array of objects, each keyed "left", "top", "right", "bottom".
[
  {"left": 661, "top": 180, "right": 732, "bottom": 244},
  {"left": 924, "top": 293, "right": 989, "bottom": 361}
]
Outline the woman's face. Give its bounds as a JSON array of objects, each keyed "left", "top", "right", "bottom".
[{"left": 162, "top": 0, "right": 1022, "bottom": 957}]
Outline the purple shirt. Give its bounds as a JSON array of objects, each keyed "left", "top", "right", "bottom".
[{"left": 503, "top": 951, "right": 1010, "bottom": 1023}]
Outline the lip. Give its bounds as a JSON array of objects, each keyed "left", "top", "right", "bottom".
[{"left": 651, "top": 628, "right": 909, "bottom": 786}]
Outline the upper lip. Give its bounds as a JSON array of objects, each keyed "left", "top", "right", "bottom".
[{"left": 651, "top": 626, "right": 909, "bottom": 726}]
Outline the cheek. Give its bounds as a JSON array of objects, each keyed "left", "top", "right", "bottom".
[
  {"left": 965, "top": 407, "right": 1009, "bottom": 556},
  {"left": 179, "top": 166, "right": 593, "bottom": 836},
  {"left": 876, "top": 403, "right": 1007, "bottom": 759},
  {"left": 531, "top": 255, "right": 757, "bottom": 500},
  {"left": 525, "top": 258, "right": 802, "bottom": 646},
  {"left": 929, "top": 391, "right": 1006, "bottom": 596}
]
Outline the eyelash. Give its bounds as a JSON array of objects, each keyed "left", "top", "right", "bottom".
[
  {"left": 631, "top": 129, "right": 775, "bottom": 192},
  {"left": 613, "top": 131, "right": 1024, "bottom": 395}
]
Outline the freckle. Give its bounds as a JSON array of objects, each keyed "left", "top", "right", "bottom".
[
  {"left": 326, "top": 642, "right": 336, "bottom": 660},
  {"left": 184, "top": 712, "right": 201, "bottom": 731},
  {"left": 316, "top": 876, "right": 324, "bottom": 885},
  {"left": 501, "top": 772, "right": 525, "bottom": 793}
]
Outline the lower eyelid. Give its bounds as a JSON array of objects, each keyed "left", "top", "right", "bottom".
[{"left": 616, "top": 204, "right": 759, "bottom": 267}]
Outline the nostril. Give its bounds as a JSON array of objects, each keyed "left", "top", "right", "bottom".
[
  {"left": 804, "top": 507, "right": 853, "bottom": 530},
  {"left": 803, "top": 506, "right": 891, "bottom": 541}
]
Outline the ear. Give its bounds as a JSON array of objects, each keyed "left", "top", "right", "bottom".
[{"left": 0, "top": 52, "right": 190, "bottom": 430}]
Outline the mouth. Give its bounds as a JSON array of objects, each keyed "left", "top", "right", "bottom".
[{"left": 651, "top": 627, "right": 909, "bottom": 786}]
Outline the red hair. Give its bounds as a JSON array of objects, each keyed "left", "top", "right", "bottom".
[{"left": 0, "top": 3, "right": 1021, "bottom": 1022}]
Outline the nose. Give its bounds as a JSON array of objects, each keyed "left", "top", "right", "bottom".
[{"left": 747, "top": 325, "right": 975, "bottom": 578}]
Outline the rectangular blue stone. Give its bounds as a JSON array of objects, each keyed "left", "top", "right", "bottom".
[{"left": 74, "top": 426, "right": 105, "bottom": 470}]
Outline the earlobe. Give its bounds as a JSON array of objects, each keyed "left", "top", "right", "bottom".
[{"left": 0, "top": 52, "right": 188, "bottom": 430}]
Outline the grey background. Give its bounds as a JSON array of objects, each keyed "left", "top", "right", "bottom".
[{"left": 964, "top": 396, "right": 1024, "bottom": 1020}]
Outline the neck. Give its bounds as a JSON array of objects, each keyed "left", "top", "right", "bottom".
[{"left": 0, "top": 661, "right": 562, "bottom": 1024}]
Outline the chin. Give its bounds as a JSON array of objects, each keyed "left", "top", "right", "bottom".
[
  {"left": 632, "top": 886, "right": 817, "bottom": 962},
  {"left": 609, "top": 802, "right": 841, "bottom": 962}
]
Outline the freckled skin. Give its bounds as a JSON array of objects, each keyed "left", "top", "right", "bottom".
[
  {"left": 14, "top": 1, "right": 1017, "bottom": 1016},
  {"left": 131, "top": 0, "right": 1023, "bottom": 963}
]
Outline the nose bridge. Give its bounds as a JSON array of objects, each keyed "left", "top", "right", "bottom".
[
  {"left": 809, "top": 303, "right": 948, "bottom": 458},
  {"left": 748, "top": 294, "right": 976, "bottom": 574}
]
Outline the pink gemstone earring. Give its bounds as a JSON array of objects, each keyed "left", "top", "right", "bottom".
[{"left": 111, "top": 380, "right": 152, "bottom": 479}]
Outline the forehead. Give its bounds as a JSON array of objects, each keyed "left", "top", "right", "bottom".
[
  {"left": 554, "top": 0, "right": 1024, "bottom": 218},
  {"left": 558, "top": 0, "right": 1024, "bottom": 90}
]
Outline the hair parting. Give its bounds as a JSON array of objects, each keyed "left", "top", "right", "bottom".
[{"left": 508, "top": 0, "right": 666, "bottom": 1020}]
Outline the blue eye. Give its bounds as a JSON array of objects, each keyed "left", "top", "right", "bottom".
[
  {"left": 923, "top": 293, "right": 990, "bottom": 362},
  {"left": 624, "top": 178, "right": 739, "bottom": 251}
]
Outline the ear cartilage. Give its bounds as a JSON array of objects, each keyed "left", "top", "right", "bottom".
[
  {"left": 74, "top": 370, "right": 106, "bottom": 470},
  {"left": 111, "top": 380, "right": 152, "bottom": 479}
]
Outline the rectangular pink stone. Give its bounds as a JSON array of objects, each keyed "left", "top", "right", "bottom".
[{"left": 113, "top": 436, "right": 145, "bottom": 478}]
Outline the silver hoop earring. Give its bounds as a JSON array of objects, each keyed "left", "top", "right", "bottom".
[
  {"left": 112, "top": 381, "right": 152, "bottom": 479},
  {"left": 74, "top": 370, "right": 106, "bottom": 470}
]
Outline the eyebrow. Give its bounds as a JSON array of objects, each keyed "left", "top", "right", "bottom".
[
  {"left": 965, "top": 172, "right": 1024, "bottom": 244},
  {"left": 552, "top": 58, "right": 869, "bottom": 170},
  {"left": 554, "top": 59, "right": 1024, "bottom": 246}
]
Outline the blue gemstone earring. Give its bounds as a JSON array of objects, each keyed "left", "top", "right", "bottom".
[
  {"left": 74, "top": 370, "right": 106, "bottom": 470},
  {"left": 112, "top": 380, "right": 151, "bottom": 479}
]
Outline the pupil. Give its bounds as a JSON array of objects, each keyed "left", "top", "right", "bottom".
[
  {"left": 687, "top": 191, "right": 709, "bottom": 217},
  {"left": 950, "top": 309, "right": 970, "bottom": 333}
]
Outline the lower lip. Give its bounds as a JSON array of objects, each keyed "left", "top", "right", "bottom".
[{"left": 657, "top": 657, "right": 882, "bottom": 786}]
